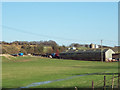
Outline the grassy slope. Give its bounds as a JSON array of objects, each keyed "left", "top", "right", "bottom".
[{"left": 2, "top": 56, "right": 118, "bottom": 88}]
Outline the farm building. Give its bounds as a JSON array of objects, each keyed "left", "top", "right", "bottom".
[
  {"left": 59, "top": 49, "right": 115, "bottom": 62},
  {"left": 112, "top": 53, "right": 120, "bottom": 60}
]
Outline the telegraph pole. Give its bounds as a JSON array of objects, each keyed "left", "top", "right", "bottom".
[{"left": 101, "top": 40, "right": 103, "bottom": 62}]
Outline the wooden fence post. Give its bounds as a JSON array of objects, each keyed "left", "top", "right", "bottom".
[
  {"left": 118, "top": 73, "right": 120, "bottom": 88},
  {"left": 75, "top": 86, "right": 77, "bottom": 90},
  {"left": 104, "top": 76, "right": 106, "bottom": 88},
  {"left": 92, "top": 80, "right": 94, "bottom": 90},
  {"left": 112, "top": 74, "right": 114, "bottom": 89}
]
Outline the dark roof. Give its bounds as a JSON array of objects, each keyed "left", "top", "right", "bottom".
[
  {"left": 60, "top": 48, "right": 114, "bottom": 53},
  {"left": 111, "top": 47, "right": 119, "bottom": 53}
]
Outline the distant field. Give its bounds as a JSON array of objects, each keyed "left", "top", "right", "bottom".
[{"left": 2, "top": 56, "right": 118, "bottom": 88}]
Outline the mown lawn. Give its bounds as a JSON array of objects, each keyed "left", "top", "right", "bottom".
[{"left": 2, "top": 56, "right": 118, "bottom": 88}]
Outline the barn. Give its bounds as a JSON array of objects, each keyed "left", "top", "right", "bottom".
[
  {"left": 59, "top": 49, "right": 115, "bottom": 62},
  {"left": 112, "top": 53, "right": 120, "bottom": 60}
]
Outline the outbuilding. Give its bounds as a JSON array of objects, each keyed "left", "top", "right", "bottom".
[
  {"left": 112, "top": 53, "right": 120, "bottom": 61},
  {"left": 59, "top": 49, "right": 115, "bottom": 62}
]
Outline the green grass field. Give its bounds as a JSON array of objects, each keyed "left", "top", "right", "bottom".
[{"left": 2, "top": 56, "right": 118, "bottom": 88}]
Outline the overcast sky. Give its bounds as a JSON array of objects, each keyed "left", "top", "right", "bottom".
[{"left": 2, "top": 2, "right": 118, "bottom": 46}]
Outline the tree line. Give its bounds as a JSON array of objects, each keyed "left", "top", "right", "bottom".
[
  {"left": 1, "top": 40, "right": 116, "bottom": 55},
  {"left": 0, "top": 40, "right": 66, "bottom": 55}
]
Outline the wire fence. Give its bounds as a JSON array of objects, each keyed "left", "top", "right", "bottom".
[{"left": 92, "top": 74, "right": 119, "bottom": 89}]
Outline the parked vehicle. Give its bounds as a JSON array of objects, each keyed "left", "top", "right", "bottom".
[
  {"left": 18, "top": 53, "right": 23, "bottom": 56},
  {"left": 11, "top": 53, "right": 24, "bottom": 56},
  {"left": 51, "top": 53, "right": 60, "bottom": 59},
  {"left": 11, "top": 54, "right": 18, "bottom": 56}
]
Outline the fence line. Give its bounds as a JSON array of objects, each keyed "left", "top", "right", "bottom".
[{"left": 92, "top": 74, "right": 119, "bottom": 88}]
